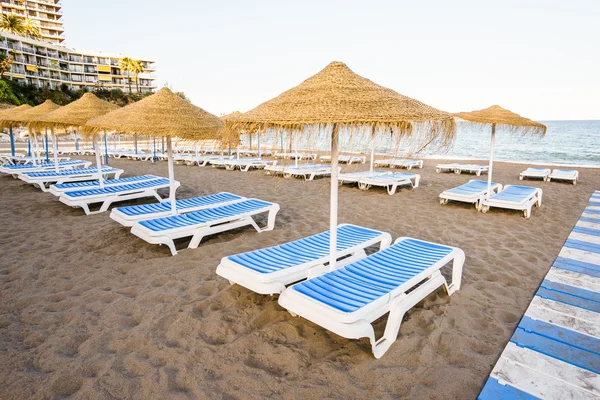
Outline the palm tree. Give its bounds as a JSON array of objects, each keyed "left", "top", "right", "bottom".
[
  {"left": 22, "top": 18, "right": 41, "bottom": 40},
  {"left": 118, "top": 57, "right": 133, "bottom": 93},
  {"left": 0, "top": 14, "right": 25, "bottom": 36},
  {"left": 0, "top": 52, "right": 14, "bottom": 78},
  {"left": 130, "top": 60, "right": 144, "bottom": 93}
]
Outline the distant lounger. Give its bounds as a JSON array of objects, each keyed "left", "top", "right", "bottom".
[
  {"left": 274, "top": 152, "right": 317, "bottom": 160},
  {"left": 59, "top": 177, "right": 176, "bottom": 215},
  {"left": 519, "top": 167, "right": 551, "bottom": 181},
  {"left": 0, "top": 160, "right": 92, "bottom": 176},
  {"left": 175, "top": 154, "right": 232, "bottom": 166},
  {"left": 217, "top": 224, "right": 392, "bottom": 295},
  {"left": 130, "top": 199, "right": 280, "bottom": 256},
  {"left": 357, "top": 172, "right": 420, "bottom": 195},
  {"left": 19, "top": 166, "right": 123, "bottom": 192},
  {"left": 210, "top": 158, "right": 276, "bottom": 172},
  {"left": 49, "top": 175, "right": 160, "bottom": 196},
  {"left": 439, "top": 179, "right": 502, "bottom": 209},
  {"left": 320, "top": 155, "right": 366, "bottom": 164},
  {"left": 374, "top": 158, "right": 423, "bottom": 170},
  {"left": 110, "top": 192, "right": 245, "bottom": 226},
  {"left": 480, "top": 185, "right": 543, "bottom": 219},
  {"left": 435, "top": 163, "right": 488, "bottom": 176},
  {"left": 278, "top": 237, "right": 464, "bottom": 358},
  {"left": 338, "top": 170, "right": 391, "bottom": 185},
  {"left": 283, "top": 164, "right": 340, "bottom": 180},
  {"left": 547, "top": 169, "right": 579, "bottom": 185}
]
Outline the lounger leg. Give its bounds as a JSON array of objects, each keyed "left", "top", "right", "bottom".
[
  {"left": 372, "top": 273, "right": 448, "bottom": 359},
  {"left": 413, "top": 176, "right": 420, "bottom": 188},
  {"left": 80, "top": 203, "right": 92, "bottom": 215},
  {"left": 387, "top": 185, "right": 397, "bottom": 195},
  {"left": 447, "top": 249, "right": 464, "bottom": 295},
  {"left": 265, "top": 206, "right": 280, "bottom": 231}
]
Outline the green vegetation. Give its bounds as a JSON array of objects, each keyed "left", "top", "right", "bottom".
[
  {"left": 0, "top": 13, "right": 41, "bottom": 40},
  {"left": 0, "top": 78, "right": 153, "bottom": 107},
  {"left": 118, "top": 57, "right": 146, "bottom": 93}
]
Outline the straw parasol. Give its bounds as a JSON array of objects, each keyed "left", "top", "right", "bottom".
[
  {"left": 32, "top": 93, "right": 120, "bottom": 183},
  {"left": 87, "top": 87, "right": 225, "bottom": 214},
  {"left": 454, "top": 105, "right": 546, "bottom": 201},
  {"left": 230, "top": 61, "right": 455, "bottom": 273},
  {"left": 0, "top": 104, "right": 31, "bottom": 156}
]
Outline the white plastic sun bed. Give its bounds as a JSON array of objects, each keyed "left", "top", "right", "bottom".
[
  {"left": 546, "top": 169, "right": 579, "bottom": 185},
  {"left": 439, "top": 180, "right": 502, "bottom": 209},
  {"left": 435, "top": 163, "right": 488, "bottom": 176},
  {"left": 320, "top": 155, "right": 367, "bottom": 165},
  {"left": 519, "top": 167, "right": 551, "bottom": 181},
  {"left": 110, "top": 192, "right": 246, "bottom": 226},
  {"left": 19, "top": 166, "right": 124, "bottom": 191},
  {"left": 0, "top": 159, "right": 92, "bottom": 176},
  {"left": 357, "top": 172, "right": 420, "bottom": 195},
  {"left": 283, "top": 164, "right": 341, "bottom": 181},
  {"left": 375, "top": 158, "right": 423, "bottom": 170},
  {"left": 480, "top": 185, "right": 543, "bottom": 219},
  {"left": 130, "top": 199, "right": 280, "bottom": 255},
  {"left": 274, "top": 152, "right": 317, "bottom": 160},
  {"left": 210, "top": 158, "right": 276, "bottom": 172},
  {"left": 217, "top": 224, "right": 392, "bottom": 295},
  {"left": 278, "top": 237, "right": 465, "bottom": 358},
  {"left": 59, "top": 177, "right": 177, "bottom": 215},
  {"left": 126, "top": 152, "right": 154, "bottom": 161},
  {"left": 338, "top": 170, "right": 391, "bottom": 185},
  {"left": 49, "top": 175, "right": 160, "bottom": 196}
]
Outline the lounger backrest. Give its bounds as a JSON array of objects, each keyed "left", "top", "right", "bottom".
[
  {"left": 23, "top": 167, "right": 114, "bottom": 178},
  {"left": 5, "top": 160, "right": 84, "bottom": 169},
  {"left": 62, "top": 178, "right": 170, "bottom": 198},
  {"left": 53, "top": 175, "right": 157, "bottom": 190},
  {"left": 226, "top": 225, "right": 385, "bottom": 274},
  {"left": 491, "top": 185, "right": 537, "bottom": 201},
  {"left": 116, "top": 192, "right": 244, "bottom": 216},
  {"left": 291, "top": 238, "right": 454, "bottom": 313},
  {"left": 138, "top": 199, "right": 274, "bottom": 232}
]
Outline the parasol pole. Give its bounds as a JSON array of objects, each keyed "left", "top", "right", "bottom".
[
  {"left": 153, "top": 136, "right": 157, "bottom": 163},
  {"left": 52, "top": 128, "right": 59, "bottom": 172},
  {"left": 486, "top": 123, "right": 496, "bottom": 200},
  {"left": 103, "top": 132, "right": 109, "bottom": 164},
  {"left": 257, "top": 130, "right": 261, "bottom": 158},
  {"left": 370, "top": 125, "right": 376, "bottom": 174},
  {"left": 166, "top": 136, "right": 177, "bottom": 214},
  {"left": 329, "top": 123, "right": 340, "bottom": 271},
  {"left": 27, "top": 136, "right": 31, "bottom": 157},
  {"left": 9, "top": 127, "right": 15, "bottom": 156},
  {"left": 75, "top": 131, "right": 79, "bottom": 151},
  {"left": 134, "top": 133, "right": 138, "bottom": 154},
  {"left": 294, "top": 133, "right": 298, "bottom": 167},
  {"left": 44, "top": 129, "right": 49, "bottom": 162},
  {"left": 94, "top": 133, "right": 105, "bottom": 188}
]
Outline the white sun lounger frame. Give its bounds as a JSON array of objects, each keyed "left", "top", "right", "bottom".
[
  {"left": 210, "top": 158, "right": 276, "bottom": 172},
  {"left": 130, "top": 200, "right": 280, "bottom": 256},
  {"left": 59, "top": 180, "right": 178, "bottom": 215},
  {"left": 480, "top": 185, "right": 543, "bottom": 219},
  {"left": 20, "top": 168, "right": 124, "bottom": 192},
  {"left": 278, "top": 237, "right": 465, "bottom": 358},
  {"left": 357, "top": 173, "right": 420, "bottom": 194},
  {"left": 439, "top": 180, "right": 503, "bottom": 209},
  {"left": 338, "top": 171, "right": 391, "bottom": 185},
  {"left": 274, "top": 152, "right": 317, "bottom": 160},
  {"left": 216, "top": 224, "right": 392, "bottom": 295},
  {"left": 48, "top": 175, "right": 160, "bottom": 196},
  {"left": 283, "top": 165, "right": 341, "bottom": 181},
  {"left": 375, "top": 159, "right": 423, "bottom": 170},
  {"left": 320, "top": 155, "right": 367, "bottom": 165},
  {"left": 519, "top": 168, "right": 551, "bottom": 181},
  {"left": 546, "top": 169, "right": 579, "bottom": 185}
]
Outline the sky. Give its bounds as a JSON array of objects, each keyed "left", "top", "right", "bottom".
[{"left": 61, "top": 0, "right": 600, "bottom": 120}]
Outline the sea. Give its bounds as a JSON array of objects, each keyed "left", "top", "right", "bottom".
[{"left": 241, "top": 120, "right": 600, "bottom": 168}]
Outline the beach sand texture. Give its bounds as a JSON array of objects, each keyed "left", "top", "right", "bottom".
[{"left": 0, "top": 157, "right": 598, "bottom": 399}]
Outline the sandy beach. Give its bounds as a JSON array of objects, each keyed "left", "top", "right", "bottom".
[{"left": 0, "top": 155, "right": 598, "bottom": 399}]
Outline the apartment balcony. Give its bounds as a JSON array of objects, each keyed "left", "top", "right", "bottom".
[{"left": 22, "top": 46, "right": 35, "bottom": 54}]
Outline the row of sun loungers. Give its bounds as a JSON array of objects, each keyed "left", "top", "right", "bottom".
[
  {"left": 520, "top": 167, "right": 579, "bottom": 184},
  {"left": 320, "top": 154, "right": 366, "bottom": 164},
  {"left": 436, "top": 163, "right": 489, "bottom": 175},
  {"left": 375, "top": 158, "right": 424, "bottom": 170}
]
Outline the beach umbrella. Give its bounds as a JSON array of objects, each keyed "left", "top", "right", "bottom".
[
  {"left": 454, "top": 105, "right": 546, "bottom": 200},
  {"left": 1, "top": 100, "right": 61, "bottom": 166},
  {"left": 86, "top": 87, "right": 225, "bottom": 214},
  {"left": 0, "top": 104, "right": 31, "bottom": 156},
  {"left": 34, "top": 93, "right": 119, "bottom": 186},
  {"left": 229, "top": 61, "right": 455, "bottom": 269}
]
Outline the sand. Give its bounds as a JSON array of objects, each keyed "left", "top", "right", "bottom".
[{"left": 0, "top": 155, "right": 598, "bottom": 399}]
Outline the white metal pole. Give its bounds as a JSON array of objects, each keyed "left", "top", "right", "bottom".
[
  {"left": 52, "top": 128, "right": 59, "bottom": 172},
  {"left": 32, "top": 131, "right": 39, "bottom": 165},
  {"left": 329, "top": 123, "right": 340, "bottom": 271},
  {"left": 486, "top": 124, "right": 496, "bottom": 200},
  {"left": 257, "top": 131, "right": 261, "bottom": 158},
  {"left": 167, "top": 137, "right": 177, "bottom": 214},
  {"left": 294, "top": 133, "right": 298, "bottom": 167},
  {"left": 370, "top": 125, "right": 376, "bottom": 173},
  {"left": 94, "top": 134, "right": 104, "bottom": 188}
]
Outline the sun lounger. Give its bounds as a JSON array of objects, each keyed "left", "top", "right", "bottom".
[
  {"left": 49, "top": 175, "right": 160, "bottom": 196},
  {"left": 126, "top": 152, "right": 154, "bottom": 161},
  {"left": 278, "top": 237, "right": 465, "bottom": 358},
  {"left": 210, "top": 158, "right": 276, "bottom": 172},
  {"left": 283, "top": 164, "right": 340, "bottom": 180},
  {"left": 439, "top": 179, "right": 503, "bottom": 209},
  {"left": 130, "top": 199, "right": 280, "bottom": 255},
  {"left": 274, "top": 152, "right": 317, "bottom": 160},
  {"left": 480, "top": 185, "right": 543, "bottom": 218},
  {"left": 175, "top": 154, "right": 231, "bottom": 166},
  {"left": 59, "top": 177, "right": 176, "bottom": 215},
  {"left": 547, "top": 169, "right": 579, "bottom": 185},
  {"left": 110, "top": 192, "right": 246, "bottom": 226},
  {"left": 19, "top": 166, "right": 123, "bottom": 191},
  {"left": 519, "top": 167, "right": 551, "bottom": 181},
  {"left": 375, "top": 158, "right": 423, "bottom": 170},
  {"left": 0, "top": 159, "right": 92, "bottom": 176},
  {"left": 338, "top": 170, "right": 391, "bottom": 185},
  {"left": 357, "top": 172, "right": 420, "bottom": 194},
  {"left": 454, "top": 164, "right": 488, "bottom": 176},
  {"left": 217, "top": 224, "right": 392, "bottom": 294},
  {"left": 320, "top": 155, "right": 367, "bottom": 164}
]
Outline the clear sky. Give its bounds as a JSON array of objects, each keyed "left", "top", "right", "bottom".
[{"left": 61, "top": 0, "right": 599, "bottom": 120}]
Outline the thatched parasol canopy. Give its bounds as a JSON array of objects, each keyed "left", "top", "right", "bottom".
[
  {"left": 33, "top": 93, "right": 119, "bottom": 132},
  {"left": 86, "top": 87, "right": 224, "bottom": 140},
  {"left": 454, "top": 105, "right": 546, "bottom": 135},
  {"left": 230, "top": 61, "right": 455, "bottom": 141},
  {"left": 0, "top": 104, "right": 33, "bottom": 129},
  {"left": 0, "top": 100, "right": 61, "bottom": 129}
]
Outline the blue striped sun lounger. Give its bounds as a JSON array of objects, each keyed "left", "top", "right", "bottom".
[
  {"left": 519, "top": 167, "right": 551, "bottom": 181},
  {"left": 547, "top": 169, "right": 579, "bottom": 185},
  {"left": 19, "top": 166, "right": 124, "bottom": 191},
  {"left": 479, "top": 191, "right": 600, "bottom": 399},
  {"left": 338, "top": 170, "right": 391, "bottom": 185},
  {"left": 49, "top": 175, "right": 160, "bottom": 196},
  {"left": 439, "top": 179, "right": 502, "bottom": 208},
  {"left": 130, "top": 199, "right": 280, "bottom": 256},
  {"left": 216, "top": 224, "right": 392, "bottom": 294},
  {"left": 59, "top": 177, "right": 176, "bottom": 215},
  {"left": 480, "top": 184, "right": 542, "bottom": 219},
  {"left": 110, "top": 192, "right": 246, "bottom": 226},
  {"left": 278, "top": 237, "right": 465, "bottom": 358},
  {"left": 0, "top": 159, "right": 91, "bottom": 175}
]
